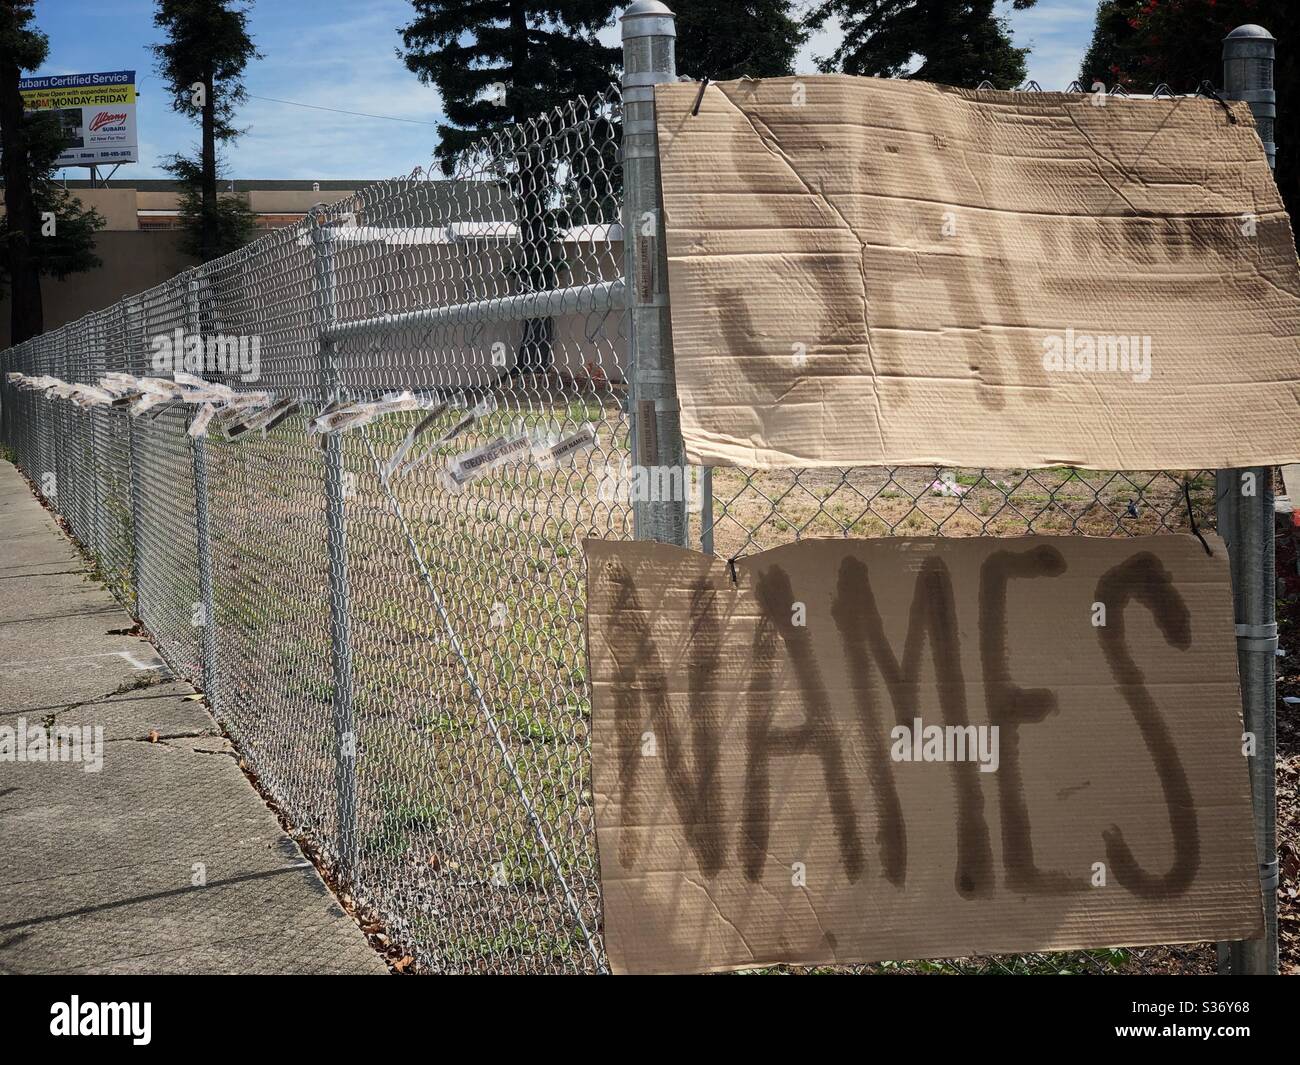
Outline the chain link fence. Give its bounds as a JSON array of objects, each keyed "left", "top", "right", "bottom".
[{"left": 0, "top": 52, "right": 1271, "bottom": 974}]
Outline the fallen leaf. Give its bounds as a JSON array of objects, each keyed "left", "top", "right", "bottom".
[{"left": 148, "top": 730, "right": 160, "bottom": 743}]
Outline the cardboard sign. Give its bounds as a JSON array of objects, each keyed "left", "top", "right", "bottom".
[
  {"left": 654, "top": 77, "right": 1300, "bottom": 470},
  {"left": 585, "top": 535, "right": 1260, "bottom": 974}
]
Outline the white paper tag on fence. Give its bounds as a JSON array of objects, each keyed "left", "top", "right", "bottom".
[
  {"left": 224, "top": 398, "right": 297, "bottom": 439},
  {"left": 18, "top": 375, "right": 58, "bottom": 393},
  {"left": 188, "top": 403, "right": 218, "bottom": 437},
  {"left": 223, "top": 390, "right": 274, "bottom": 412},
  {"left": 382, "top": 402, "right": 451, "bottom": 483},
  {"left": 313, "top": 406, "right": 375, "bottom": 434},
  {"left": 130, "top": 392, "right": 174, "bottom": 417},
  {"left": 384, "top": 396, "right": 499, "bottom": 483},
  {"left": 99, "top": 372, "right": 139, "bottom": 395},
  {"left": 69, "top": 385, "right": 115, "bottom": 408},
  {"left": 441, "top": 396, "right": 496, "bottom": 442},
  {"left": 256, "top": 398, "right": 300, "bottom": 435},
  {"left": 532, "top": 424, "right": 597, "bottom": 470},
  {"left": 447, "top": 432, "right": 533, "bottom": 486},
  {"left": 137, "top": 376, "right": 184, "bottom": 398},
  {"left": 309, "top": 390, "right": 440, "bottom": 435},
  {"left": 174, "top": 372, "right": 235, "bottom": 405}
]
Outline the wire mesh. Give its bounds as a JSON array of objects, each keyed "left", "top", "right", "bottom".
[{"left": 0, "top": 82, "right": 1228, "bottom": 975}]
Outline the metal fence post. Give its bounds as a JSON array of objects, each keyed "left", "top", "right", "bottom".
[
  {"left": 58, "top": 330, "right": 71, "bottom": 514},
  {"left": 88, "top": 315, "right": 105, "bottom": 564},
  {"left": 1219, "top": 23, "right": 1279, "bottom": 976},
  {"left": 186, "top": 274, "right": 221, "bottom": 711},
  {"left": 622, "top": 1, "right": 688, "bottom": 547},
  {"left": 310, "top": 207, "right": 359, "bottom": 879},
  {"left": 124, "top": 298, "right": 145, "bottom": 616}
]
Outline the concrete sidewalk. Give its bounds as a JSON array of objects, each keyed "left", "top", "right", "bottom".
[{"left": 0, "top": 460, "right": 386, "bottom": 974}]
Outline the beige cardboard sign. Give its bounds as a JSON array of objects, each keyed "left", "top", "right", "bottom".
[
  {"left": 654, "top": 76, "right": 1300, "bottom": 470},
  {"left": 585, "top": 535, "right": 1260, "bottom": 974}
]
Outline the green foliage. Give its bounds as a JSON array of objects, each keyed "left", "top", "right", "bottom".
[
  {"left": 0, "top": 2, "right": 104, "bottom": 303},
  {"left": 164, "top": 154, "right": 256, "bottom": 260},
  {"left": 152, "top": 1, "right": 260, "bottom": 262},
  {"left": 151, "top": 0, "right": 259, "bottom": 141},
  {"left": 398, "top": 1, "right": 620, "bottom": 174},
  {"left": 0, "top": 115, "right": 105, "bottom": 285},
  {"left": 807, "top": 0, "right": 1039, "bottom": 89},
  {"left": 675, "top": 1, "right": 808, "bottom": 80},
  {"left": 0, "top": 0, "right": 45, "bottom": 69},
  {"left": 1079, "top": 1, "right": 1296, "bottom": 250}
]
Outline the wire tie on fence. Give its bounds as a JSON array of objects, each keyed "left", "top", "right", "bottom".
[
  {"left": 1183, "top": 480, "right": 1213, "bottom": 556},
  {"left": 727, "top": 556, "right": 740, "bottom": 586},
  {"left": 1197, "top": 81, "right": 1239, "bottom": 124},
  {"left": 692, "top": 77, "right": 709, "bottom": 116}
]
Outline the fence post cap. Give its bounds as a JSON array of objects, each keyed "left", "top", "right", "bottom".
[
  {"left": 621, "top": 0, "right": 676, "bottom": 36},
  {"left": 621, "top": 1, "right": 674, "bottom": 18},
  {"left": 1224, "top": 24, "right": 1274, "bottom": 41}
]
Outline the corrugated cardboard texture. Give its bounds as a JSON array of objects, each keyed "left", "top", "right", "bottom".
[
  {"left": 655, "top": 77, "right": 1300, "bottom": 469},
  {"left": 586, "top": 535, "right": 1260, "bottom": 975}
]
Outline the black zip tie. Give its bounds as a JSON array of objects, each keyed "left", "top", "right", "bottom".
[
  {"left": 727, "top": 556, "right": 739, "bottom": 586},
  {"left": 691, "top": 77, "right": 709, "bottom": 116},
  {"left": 1184, "top": 480, "right": 1214, "bottom": 556},
  {"left": 1197, "top": 81, "right": 1239, "bottom": 124}
]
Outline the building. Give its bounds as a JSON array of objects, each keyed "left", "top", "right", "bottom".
[
  {"left": 0, "top": 180, "right": 371, "bottom": 348},
  {"left": 73, "top": 178, "right": 372, "bottom": 233}
]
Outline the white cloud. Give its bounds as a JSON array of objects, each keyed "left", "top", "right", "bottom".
[
  {"left": 52, "top": 0, "right": 1102, "bottom": 181},
  {"left": 128, "top": 0, "right": 445, "bottom": 180}
]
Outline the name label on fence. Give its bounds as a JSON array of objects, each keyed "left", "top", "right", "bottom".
[{"left": 585, "top": 535, "right": 1260, "bottom": 975}]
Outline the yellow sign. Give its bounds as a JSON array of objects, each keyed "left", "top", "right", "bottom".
[{"left": 16, "top": 70, "right": 138, "bottom": 167}]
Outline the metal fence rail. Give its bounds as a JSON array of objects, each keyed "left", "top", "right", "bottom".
[{"left": 0, "top": 4, "right": 1276, "bottom": 975}]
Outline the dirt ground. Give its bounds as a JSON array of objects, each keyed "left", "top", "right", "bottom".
[{"left": 1273, "top": 506, "right": 1300, "bottom": 975}]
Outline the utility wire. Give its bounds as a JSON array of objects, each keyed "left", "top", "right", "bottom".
[{"left": 246, "top": 93, "right": 438, "bottom": 126}]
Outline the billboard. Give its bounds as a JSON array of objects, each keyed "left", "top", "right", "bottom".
[{"left": 18, "top": 70, "right": 137, "bottom": 167}]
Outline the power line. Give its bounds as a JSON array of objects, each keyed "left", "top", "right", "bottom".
[{"left": 246, "top": 92, "right": 438, "bottom": 126}]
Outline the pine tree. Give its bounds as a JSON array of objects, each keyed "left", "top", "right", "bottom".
[
  {"left": 675, "top": 1, "right": 808, "bottom": 80},
  {"left": 399, "top": 2, "right": 620, "bottom": 373},
  {"left": 152, "top": 0, "right": 260, "bottom": 263},
  {"left": 166, "top": 156, "right": 256, "bottom": 263},
  {"left": 807, "top": 0, "right": 1039, "bottom": 89},
  {"left": 0, "top": 0, "right": 105, "bottom": 344},
  {"left": 399, "top": 1, "right": 619, "bottom": 173}
]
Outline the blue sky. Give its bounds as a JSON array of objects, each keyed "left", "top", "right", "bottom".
[{"left": 32, "top": 0, "right": 1100, "bottom": 182}]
